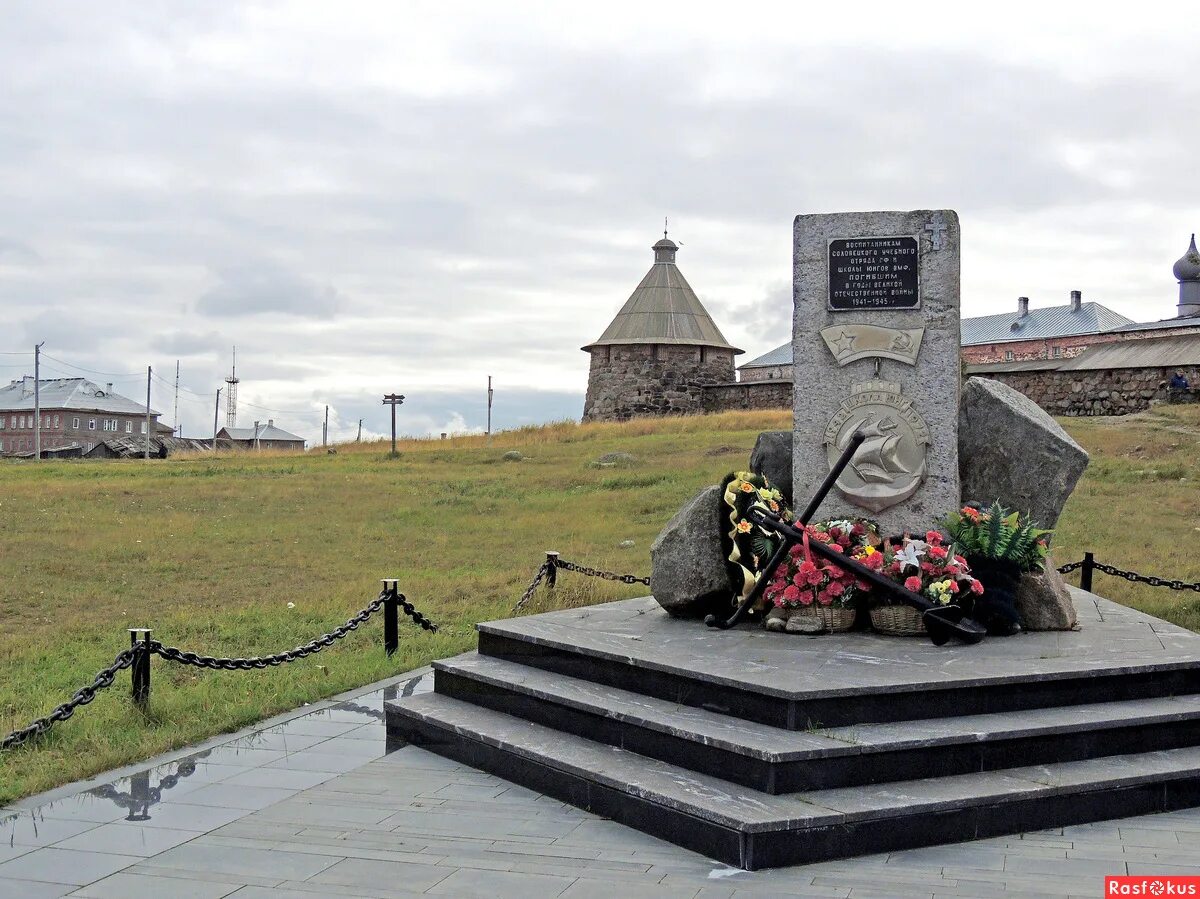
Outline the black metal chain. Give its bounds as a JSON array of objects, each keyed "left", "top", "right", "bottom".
[
  {"left": 1089, "top": 561, "right": 1200, "bottom": 592},
  {"left": 1056, "top": 560, "right": 1085, "bottom": 574},
  {"left": 514, "top": 562, "right": 550, "bottom": 612},
  {"left": 396, "top": 593, "right": 439, "bottom": 632},
  {"left": 554, "top": 559, "right": 651, "bottom": 586},
  {"left": 151, "top": 592, "right": 388, "bottom": 670},
  {"left": 2, "top": 647, "right": 137, "bottom": 751}
]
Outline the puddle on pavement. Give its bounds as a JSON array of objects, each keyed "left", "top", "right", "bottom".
[{"left": 2, "top": 670, "right": 432, "bottom": 844}]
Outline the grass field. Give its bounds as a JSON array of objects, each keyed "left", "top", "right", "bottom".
[{"left": 2, "top": 406, "right": 1200, "bottom": 803}]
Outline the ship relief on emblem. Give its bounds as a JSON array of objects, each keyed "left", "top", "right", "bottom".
[{"left": 823, "top": 380, "right": 931, "bottom": 513}]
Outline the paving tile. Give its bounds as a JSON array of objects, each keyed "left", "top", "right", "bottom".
[
  {"left": 425, "top": 867, "right": 576, "bottom": 898},
  {"left": 107, "top": 800, "right": 251, "bottom": 831},
  {"left": 219, "top": 769, "right": 339, "bottom": 791},
  {"left": 53, "top": 822, "right": 201, "bottom": 857},
  {"left": 0, "top": 879, "right": 75, "bottom": 899},
  {"left": 0, "top": 847, "right": 136, "bottom": 886},
  {"left": 251, "top": 801, "right": 396, "bottom": 828},
  {"left": 0, "top": 815, "right": 99, "bottom": 848},
  {"left": 69, "top": 870, "right": 244, "bottom": 898},
  {"left": 0, "top": 845, "right": 33, "bottom": 865},
  {"left": 138, "top": 842, "right": 341, "bottom": 880},
  {"left": 272, "top": 720, "right": 365, "bottom": 739},
  {"left": 559, "top": 878, "right": 700, "bottom": 898},
  {"left": 178, "top": 784, "right": 300, "bottom": 813},
  {"left": 306, "top": 857, "right": 453, "bottom": 892},
  {"left": 261, "top": 753, "right": 375, "bottom": 775}
]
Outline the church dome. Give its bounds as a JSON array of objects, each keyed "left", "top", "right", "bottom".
[{"left": 1173, "top": 234, "right": 1200, "bottom": 282}]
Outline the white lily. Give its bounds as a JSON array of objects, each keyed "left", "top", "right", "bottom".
[{"left": 894, "top": 540, "right": 927, "bottom": 573}]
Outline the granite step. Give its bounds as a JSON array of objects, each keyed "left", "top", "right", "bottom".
[
  {"left": 385, "top": 691, "right": 1200, "bottom": 870},
  {"left": 477, "top": 596, "right": 1200, "bottom": 727},
  {"left": 433, "top": 651, "right": 1200, "bottom": 793}
]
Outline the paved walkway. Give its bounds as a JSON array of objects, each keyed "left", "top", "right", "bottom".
[{"left": 2, "top": 670, "right": 1199, "bottom": 899}]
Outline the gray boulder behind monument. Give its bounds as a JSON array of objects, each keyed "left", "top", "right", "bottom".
[
  {"left": 959, "top": 377, "right": 1089, "bottom": 529},
  {"left": 650, "top": 485, "right": 733, "bottom": 618},
  {"left": 750, "top": 431, "right": 794, "bottom": 507}
]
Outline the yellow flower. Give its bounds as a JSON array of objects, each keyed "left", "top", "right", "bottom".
[
  {"left": 739, "top": 482, "right": 755, "bottom": 493},
  {"left": 862, "top": 545, "right": 876, "bottom": 556},
  {"left": 736, "top": 520, "right": 752, "bottom": 533}
]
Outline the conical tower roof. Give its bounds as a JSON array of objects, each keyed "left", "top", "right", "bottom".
[{"left": 582, "top": 236, "right": 743, "bottom": 353}]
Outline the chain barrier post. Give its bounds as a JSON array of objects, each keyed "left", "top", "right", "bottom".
[
  {"left": 129, "top": 628, "right": 152, "bottom": 708},
  {"left": 545, "top": 551, "right": 559, "bottom": 590},
  {"left": 1081, "top": 551, "right": 1094, "bottom": 593},
  {"left": 382, "top": 579, "right": 399, "bottom": 657}
]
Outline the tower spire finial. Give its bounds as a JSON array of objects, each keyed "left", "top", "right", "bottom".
[{"left": 664, "top": 216, "right": 668, "bottom": 239}]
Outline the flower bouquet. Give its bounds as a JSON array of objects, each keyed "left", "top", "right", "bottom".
[
  {"left": 762, "top": 519, "right": 881, "bottom": 633},
  {"left": 941, "top": 502, "right": 1051, "bottom": 636},
  {"left": 720, "top": 471, "right": 794, "bottom": 613},
  {"left": 869, "top": 531, "right": 984, "bottom": 636}
]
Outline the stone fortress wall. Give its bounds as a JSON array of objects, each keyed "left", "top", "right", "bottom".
[
  {"left": 582, "top": 344, "right": 736, "bottom": 422},
  {"left": 982, "top": 365, "right": 1200, "bottom": 416}
]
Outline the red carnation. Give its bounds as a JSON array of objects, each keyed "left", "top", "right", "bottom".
[
  {"left": 929, "top": 545, "right": 948, "bottom": 561},
  {"left": 969, "top": 579, "right": 984, "bottom": 595},
  {"left": 782, "top": 584, "right": 801, "bottom": 602},
  {"left": 925, "top": 530, "right": 943, "bottom": 545},
  {"left": 904, "top": 576, "right": 923, "bottom": 592}
]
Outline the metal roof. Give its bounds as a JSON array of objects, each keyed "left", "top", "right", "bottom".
[
  {"left": 583, "top": 243, "right": 742, "bottom": 353},
  {"left": 1108, "top": 313, "right": 1200, "bottom": 334},
  {"left": 218, "top": 424, "right": 305, "bottom": 443},
  {"left": 960, "top": 302, "right": 1133, "bottom": 346},
  {"left": 738, "top": 302, "right": 1143, "bottom": 371},
  {"left": 964, "top": 359, "right": 1064, "bottom": 375},
  {"left": 0, "top": 377, "right": 160, "bottom": 416},
  {"left": 86, "top": 436, "right": 212, "bottom": 459},
  {"left": 1058, "top": 334, "right": 1200, "bottom": 371},
  {"left": 740, "top": 343, "right": 795, "bottom": 369}
]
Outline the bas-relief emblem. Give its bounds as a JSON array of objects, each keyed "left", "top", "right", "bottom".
[
  {"left": 823, "top": 380, "right": 931, "bottom": 513},
  {"left": 819, "top": 325, "right": 925, "bottom": 367}
]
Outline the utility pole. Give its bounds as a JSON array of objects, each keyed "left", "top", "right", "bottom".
[
  {"left": 382, "top": 393, "right": 405, "bottom": 457},
  {"left": 322, "top": 405, "right": 329, "bottom": 447},
  {"left": 357, "top": 419, "right": 362, "bottom": 443},
  {"left": 213, "top": 387, "right": 222, "bottom": 449},
  {"left": 254, "top": 420, "right": 261, "bottom": 451},
  {"left": 144, "top": 366, "right": 152, "bottom": 460},
  {"left": 487, "top": 375, "right": 493, "bottom": 446},
  {"left": 173, "top": 360, "right": 180, "bottom": 436},
  {"left": 33, "top": 342, "right": 44, "bottom": 461}
]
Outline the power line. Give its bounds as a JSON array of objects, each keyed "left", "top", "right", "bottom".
[{"left": 40, "top": 353, "right": 144, "bottom": 378}]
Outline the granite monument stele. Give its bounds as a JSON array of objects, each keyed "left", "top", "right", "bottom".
[{"left": 792, "top": 209, "right": 961, "bottom": 534}]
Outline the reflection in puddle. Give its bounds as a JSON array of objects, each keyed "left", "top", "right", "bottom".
[{"left": 3, "top": 670, "right": 433, "bottom": 832}]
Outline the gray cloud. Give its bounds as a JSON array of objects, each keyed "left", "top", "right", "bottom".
[{"left": 1, "top": 5, "right": 1196, "bottom": 442}]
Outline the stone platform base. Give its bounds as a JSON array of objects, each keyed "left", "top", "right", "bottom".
[{"left": 385, "top": 591, "right": 1200, "bottom": 870}]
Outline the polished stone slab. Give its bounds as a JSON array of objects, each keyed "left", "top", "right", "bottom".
[{"left": 477, "top": 592, "right": 1200, "bottom": 699}]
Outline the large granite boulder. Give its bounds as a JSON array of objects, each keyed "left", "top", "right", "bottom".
[
  {"left": 650, "top": 485, "right": 732, "bottom": 618},
  {"left": 749, "top": 431, "right": 794, "bottom": 506},
  {"left": 1017, "top": 561, "right": 1079, "bottom": 631},
  {"left": 959, "top": 377, "right": 1088, "bottom": 529}
]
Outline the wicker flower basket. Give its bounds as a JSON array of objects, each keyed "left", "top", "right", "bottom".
[
  {"left": 792, "top": 605, "right": 857, "bottom": 633},
  {"left": 870, "top": 604, "right": 926, "bottom": 636}
]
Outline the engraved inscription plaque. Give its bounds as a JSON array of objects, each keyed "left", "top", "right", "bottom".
[{"left": 827, "top": 236, "right": 919, "bottom": 310}]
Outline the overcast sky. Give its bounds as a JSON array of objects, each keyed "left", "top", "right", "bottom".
[{"left": 1, "top": 2, "right": 1196, "bottom": 443}]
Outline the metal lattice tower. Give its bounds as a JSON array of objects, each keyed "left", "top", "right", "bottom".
[{"left": 224, "top": 347, "right": 239, "bottom": 429}]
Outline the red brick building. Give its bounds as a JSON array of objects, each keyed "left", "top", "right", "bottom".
[{"left": 0, "top": 377, "right": 163, "bottom": 456}]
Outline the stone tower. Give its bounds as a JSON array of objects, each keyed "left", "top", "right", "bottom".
[
  {"left": 581, "top": 234, "right": 742, "bottom": 422},
  {"left": 1175, "top": 234, "right": 1200, "bottom": 318}
]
